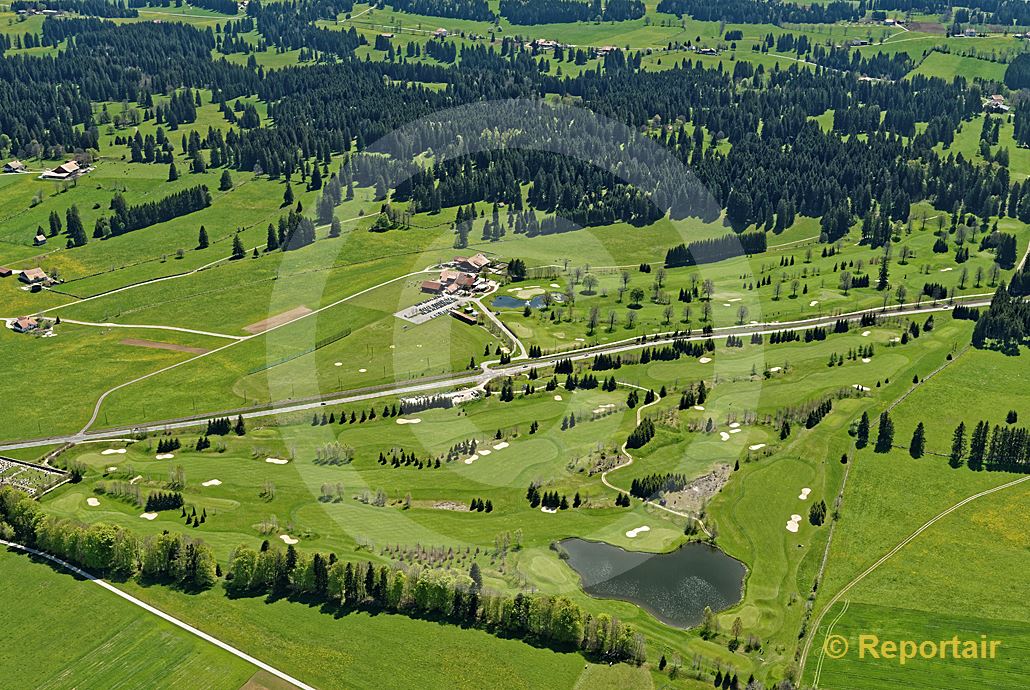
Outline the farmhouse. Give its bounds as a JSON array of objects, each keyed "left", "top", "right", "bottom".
[
  {"left": 433, "top": 28, "right": 448, "bottom": 38},
  {"left": 421, "top": 280, "right": 444, "bottom": 294},
  {"left": 3, "top": 160, "right": 27, "bottom": 174},
  {"left": 18, "top": 267, "right": 49, "bottom": 284},
  {"left": 985, "top": 94, "right": 1010, "bottom": 112},
  {"left": 40, "top": 160, "right": 86, "bottom": 181},
  {"left": 33, "top": 232, "right": 47, "bottom": 246},
  {"left": 0, "top": 267, "right": 11, "bottom": 278},
  {"left": 11, "top": 317, "right": 38, "bottom": 333}
]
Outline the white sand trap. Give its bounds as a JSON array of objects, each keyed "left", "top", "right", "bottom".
[
  {"left": 791, "top": 514, "right": 802, "bottom": 521},
  {"left": 279, "top": 535, "right": 298, "bottom": 545},
  {"left": 699, "top": 357, "right": 712, "bottom": 364},
  {"left": 720, "top": 431, "right": 731, "bottom": 441},
  {"left": 155, "top": 453, "right": 174, "bottom": 460},
  {"left": 493, "top": 442, "right": 509, "bottom": 450},
  {"left": 730, "top": 428, "right": 742, "bottom": 434},
  {"left": 550, "top": 283, "right": 560, "bottom": 288},
  {"left": 770, "top": 366, "right": 782, "bottom": 372},
  {"left": 592, "top": 408, "right": 604, "bottom": 414},
  {"left": 890, "top": 336, "right": 901, "bottom": 343},
  {"left": 106, "top": 466, "right": 117, "bottom": 472},
  {"left": 575, "top": 337, "right": 585, "bottom": 342},
  {"left": 395, "top": 417, "right": 422, "bottom": 425},
  {"left": 101, "top": 448, "right": 127, "bottom": 455},
  {"left": 478, "top": 449, "right": 492, "bottom": 456},
  {"left": 602, "top": 403, "right": 616, "bottom": 409},
  {"left": 852, "top": 384, "right": 871, "bottom": 392},
  {"left": 786, "top": 520, "right": 799, "bottom": 533},
  {"left": 722, "top": 302, "right": 732, "bottom": 307},
  {"left": 553, "top": 395, "right": 563, "bottom": 401},
  {"left": 729, "top": 422, "right": 741, "bottom": 428},
  {"left": 334, "top": 362, "right": 343, "bottom": 367},
  {"left": 389, "top": 344, "right": 396, "bottom": 349},
  {"left": 86, "top": 497, "right": 100, "bottom": 507},
  {"left": 140, "top": 512, "right": 158, "bottom": 521},
  {"left": 861, "top": 330, "right": 871, "bottom": 337},
  {"left": 749, "top": 443, "right": 766, "bottom": 451},
  {"left": 799, "top": 487, "right": 811, "bottom": 500},
  {"left": 940, "top": 267, "right": 954, "bottom": 272},
  {"left": 202, "top": 479, "right": 222, "bottom": 487},
  {"left": 464, "top": 454, "right": 478, "bottom": 464},
  {"left": 129, "top": 475, "right": 143, "bottom": 485},
  {"left": 625, "top": 526, "right": 651, "bottom": 538},
  {"left": 265, "top": 457, "right": 288, "bottom": 465},
  {"left": 541, "top": 506, "right": 557, "bottom": 514},
  {"left": 358, "top": 368, "right": 367, "bottom": 373},
  {"left": 861, "top": 357, "right": 871, "bottom": 363},
  {"left": 809, "top": 300, "right": 819, "bottom": 307},
  {"left": 728, "top": 297, "right": 742, "bottom": 302},
  {"left": 693, "top": 405, "right": 705, "bottom": 411}
]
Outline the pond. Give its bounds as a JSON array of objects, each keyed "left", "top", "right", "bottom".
[{"left": 559, "top": 538, "right": 746, "bottom": 628}]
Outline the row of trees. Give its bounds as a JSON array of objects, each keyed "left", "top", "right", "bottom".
[
  {"left": 0, "top": 487, "right": 216, "bottom": 590},
  {"left": 226, "top": 543, "right": 646, "bottom": 663}
]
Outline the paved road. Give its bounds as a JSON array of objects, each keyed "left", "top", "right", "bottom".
[
  {"left": 0, "top": 295, "right": 991, "bottom": 452},
  {"left": 0, "top": 539, "right": 315, "bottom": 690}
]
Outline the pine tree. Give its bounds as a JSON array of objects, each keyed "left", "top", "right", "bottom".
[
  {"left": 168, "top": 161, "right": 179, "bottom": 181},
  {"left": 856, "top": 411, "right": 870, "bottom": 448},
  {"left": 949, "top": 422, "right": 966, "bottom": 468},
  {"left": 197, "top": 225, "right": 209, "bottom": 249},
  {"left": 875, "top": 411, "right": 894, "bottom": 453},
  {"left": 219, "top": 169, "right": 233, "bottom": 191},
  {"left": 283, "top": 182, "right": 294, "bottom": 206},
  {"left": 909, "top": 422, "right": 926, "bottom": 458},
  {"left": 265, "top": 223, "right": 279, "bottom": 251},
  {"left": 229, "top": 234, "right": 243, "bottom": 262},
  {"left": 65, "top": 205, "right": 87, "bottom": 247}
]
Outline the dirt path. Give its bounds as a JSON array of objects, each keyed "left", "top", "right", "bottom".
[
  {"left": 0, "top": 539, "right": 316, "bottom": 690},
  {"left": 799, "top": 474, "right": 1030, "bottom": 685}
]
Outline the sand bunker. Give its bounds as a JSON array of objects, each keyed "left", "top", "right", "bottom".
[
  {"left": 693, "top": 405, "right": 705, "bottom": 411},
  {"left": 155, "top": 453, "right": 174, "bottom": 460},
  {"left": 730, "top": 428, "right": 742, "bottom": 434},
  {"left": 852, "top": 384, "right": 871, "bottom": 392},
  {"left": 890, "top": 336, "right": 901, "bottom": 343},
  {"left": 550, "top": 283, "right": 560, "bottom": 288},
  {"left": 625, "top": 526, "right": 651, "bottom": 538},
  {"left": 279, "top": 535, "right": 298, "bottom": 545},
  {"left": 728, "top": 297, "right": 742, "bottom": 302},
  {"left": 243, "top": 306, "right": 312, "bottom": 334},
  {"left": 699, "top": 357, "right": 712, "bottom": 364},
  {"left": 719, "top": 431, "right": 731, "bottom": 441},
  {"left": 106, "top": 466, "right": 117, "bottom": 472},
  {"left": 540, "top": 506, "right": 557, "bottom": 514},
  {"left": 334, "top": 362, "right": 342, "bottom": 367},
  {"left": 396, "top": 417, "right": 422, "bottom": 425},
  {"left": 769, "top": 366, "right": 782, "bottom": 372},
  {"left": 786, "top": 514, "right": 802, "bottom": 533},
  {"left": 358, "top": 368, "right": 367, "bottom": 373},
  {"left": 202, "top": 479, "right": 222, "bottom": 487},
  {"left": 140, "top": 512, "right": 158, "bottom": 520},
  {"left": 101, "top": 448, "right": 127, "bottom": 456},
  {"left": 86, "top": 497, "right": 100, "bottom": 507},
  {"left": 493, "top": 442, "right": 509, "bottom": 450},
  {"left": 464, "top": 454, "right": 478, "bottom": 464},
  {"left": 798, "top": 487, "right": 811, "bottom": 500},
  {"left": 861, "top": 357, "right": 871, "bottom": 363},
  {"left": 120, "top": 338, "right": 208, "bottom": 355},
  {"left": 939, "top": 267, "right": 954, "bottom": 272},
  {"left": 861, "top": 330, "right": 871, "bottom": 337},
  {"left": 513, "top": 287, "right": 545, "bottom": 299},
  {"left": 809, "top": 300, "right": 819, "bottom": 307},
  {"left": 553, "top": 395, "right": 563, "bottom": 401},
  {"left": 129, "top": 475, "right": 143, "bottom": 485},
  {"left": 478, "top": 449, "right": 492, "bottom": 456},
  {"left": 265, "top": 457, "right": 288, "bottom": 465},
  {"left": 729, "top": 422, "right": 741, "bottom": 428},
  {"left": 749, "top": 443, "right": 766, "bottom": 451}
]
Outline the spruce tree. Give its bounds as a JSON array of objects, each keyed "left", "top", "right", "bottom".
[
  {"left": 949, "top": 422, "right": 966, "bottom": 468},
  {"left": 168, "top": 161, "right": 179, "bottom": 181},
  {"left": 231, "top": 233, "right": 245, "bottom": 260},
  {"left": 856, "top": 411, "right": 870, "bottom": 448},
  {"left": 197, "top": 225, "right": 209, "bottom": 249},
  {"left": 875, "top": 411, "right": 894, "bottom": 453},
  {"left": 909, "top": 422, "right": 926, "bottom": 458},
  {"left": 219, "top": 169, "right": 233, "bottom": 191}
]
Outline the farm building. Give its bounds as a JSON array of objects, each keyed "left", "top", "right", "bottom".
[
  {"left": 11, "top": 317, "right": 38, "bottom": 333},
  {"left": 421, "top": 280, "right": 444, "bottom": 294},
  {"left": 40, "top": 160, "right": 86, "bottom": 181},
  {"left": 3, "top": 160, "right": 27, "bottom": 174},
  {"left": 0, "top": 267, "right": 12, "bottom": 278},
  {"left": 453, "top": 253, "right": 490, "bottom": 272},
  {"left": 33, "top": 232, "right": 47, "bottom": 246},
  {"left": 450, "top": 309, "right": 478, "bottom": 325},
  {"left": 18, "top": 267, "right": 49, "bottom": 284}
]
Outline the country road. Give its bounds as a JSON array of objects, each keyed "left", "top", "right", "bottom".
[{"left": 0, "top": 295, "right": 991, "bottom": 452}]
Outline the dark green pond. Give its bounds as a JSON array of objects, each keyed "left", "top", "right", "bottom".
[{"left": 559, "top": 538, "right": 746, "bottom": 628}]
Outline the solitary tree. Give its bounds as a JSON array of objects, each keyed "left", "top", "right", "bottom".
[
  {"left": 197, "top": 226, "right": 209, "bottom": 249},
  {"left": 909, "top": 422, "right": 926, "bottom": 458},
  {"left": 231, "top": 233, "right": 245, "bottom": 260},
  {"left": 219, "top": 169, "right": 233, "bottom": 191}
]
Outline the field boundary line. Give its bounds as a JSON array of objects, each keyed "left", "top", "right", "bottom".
[{"left": 0, "top": 540, "right": 314, "bottom": 690}]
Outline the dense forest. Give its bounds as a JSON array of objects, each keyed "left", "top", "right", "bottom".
[
  {"left": 389, "top": 0, "right": 495, "bottom": 20},
  {"left": 655, "top": 0, "right": 859, "bottom": 24}
]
